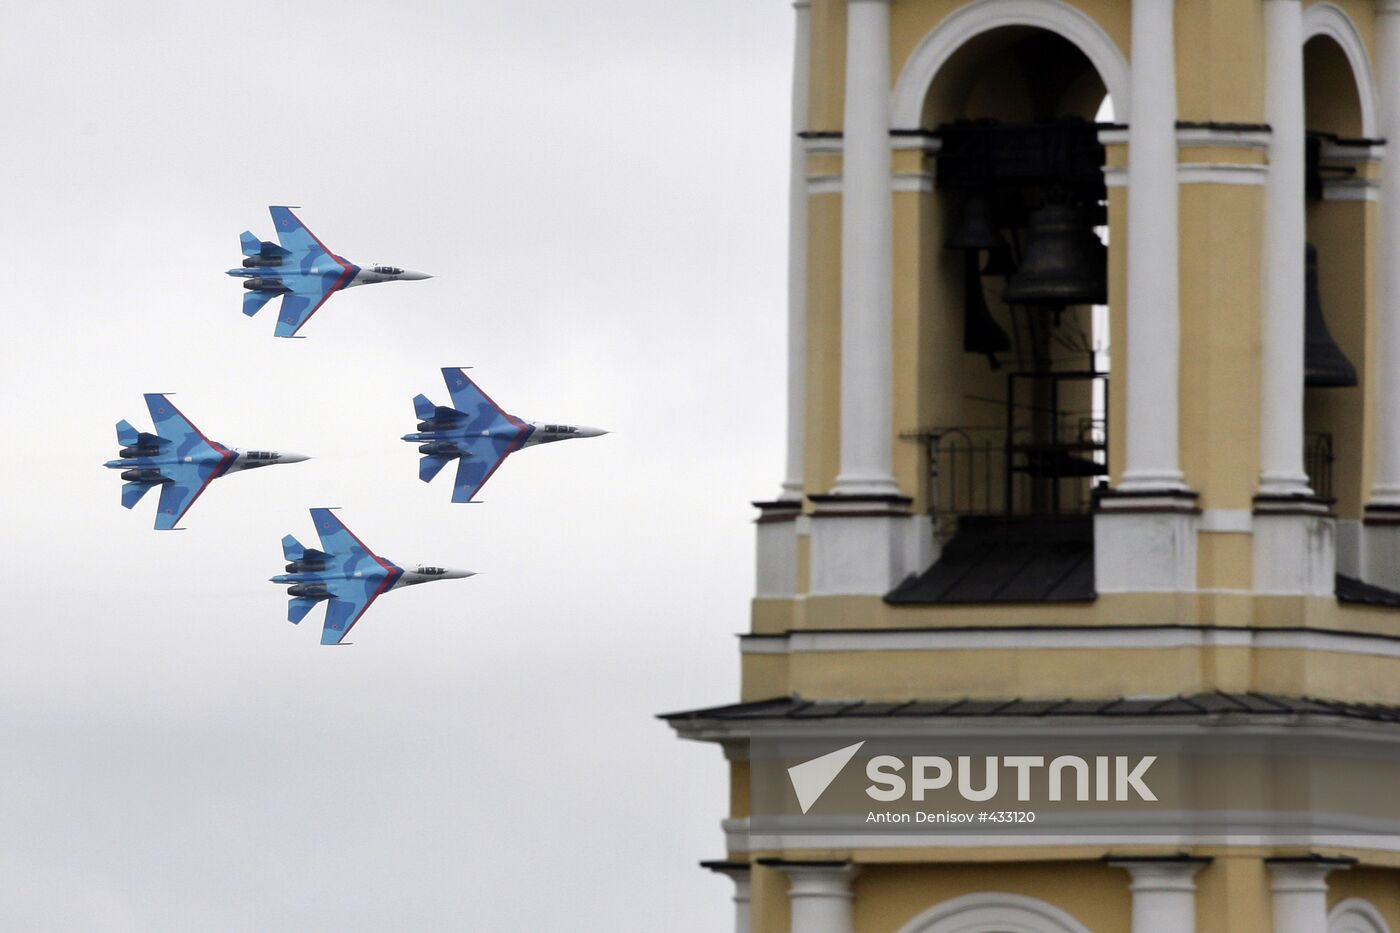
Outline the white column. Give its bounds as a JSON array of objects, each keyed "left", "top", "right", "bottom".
[
  {"left": 703, "top": 862, "right": 752, "bottom": 933},
  {"left": 1110, "top": 859, "right": 1206, "bottom": 933},
  {"left": 780, "top": 0, "right": 811, "bottom": 502},
  {"left": 832, "top": 0, "right": 897, "bottom": 497},
  {"left": 768, "top": 862, "right": 858, "bottom": 933},
  {"left": 1119, "top": 0, "right": 1185, "bottom": 492},
  {"left": 1371, "top": 0, "right": 1400, "bottom": 506},
  {"left": 1267, "top": 859, "right": 1350, "bottom": 933},
  {"left": 1259, "top": 0, "right": 1313, "bottom": 497}
]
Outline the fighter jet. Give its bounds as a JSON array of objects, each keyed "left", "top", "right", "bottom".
[
  {"left": 104, "top": 394, "right": 310, "bottom": 530},
  {"left": 227, "top": 206, "right": 431, "bottom": 338},
  {"left": 401, "top": 367, "right": 608, "bottom": 503},
  {"left": 272, "top": 508, "right": 475, "bottom": 645}
]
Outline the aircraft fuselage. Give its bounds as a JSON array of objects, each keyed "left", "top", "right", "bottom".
[
  {"left": 104, "top": 446, "right": 309, "bottom": 479},
  {"left": 271, "top": 562, "right": 472, "bottom": 591}
]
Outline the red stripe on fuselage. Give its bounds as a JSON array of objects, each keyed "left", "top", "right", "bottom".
[
  {"left": 284, "top": 208, "right": 355, "bottom": 337},
  {"left": 156, "top": 396, "right": 234, "bottom": 526},
  {"left": 444, "top": 368, "right": 531, "bottom": 498},
  {"left": 319, "top": 511, "right": 403, "bottom": 642}
]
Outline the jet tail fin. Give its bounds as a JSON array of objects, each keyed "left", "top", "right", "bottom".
[
  {"left": 413, "top": 394, "right": 437, "bottom": 421},
  {"left": 282, "top": 534, "right": 306, "bottom": 562},
  {"left": 287, "top": 597, "right": 320, "bottom": 625},
  {"left": 243, "top": 290, "right": 278, "bottom": 317},
  {"left": 121, "top": 481, "right": 156, "bottom": 510},
  {"left": 116, "top": 419, "right": 141, "bottom": 446},
  {"left": 419, "top": 455, "right": 454, "bottom": 483},
  {"left": 241, "top": 231, "right": 292, "bottom": 258}
]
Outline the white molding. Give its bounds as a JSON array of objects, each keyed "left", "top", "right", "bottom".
[
  {"left": 896, "top": 892, "right": 1093, "bottom": 933},
  {"left": 1099, "top": 127, "right": 1129, "bottom": 147},
  {"left": 1106, "top": 164, "right": 1268, "bottom": 187},
  {"left": 1323, "top": 178, "right": 1380, "bottom": 201},
  {"left": 892, "top": 134, "right": 940, "bottom": 152},
  {"left": 893, "top": 173, "right": 935, "bottom": 193},
  {"left": 807, "top": 174, "right": 842, "bottom": 195},
  {"left": 1303, "top": 2, "right": 1379, "bottom": 138},
  {"left": 1330, "top": 897, "right": 1393, "bottom": 933},
  {"left": 802, "top": 135, "right": 844, "bottom": 155},
  {"left": 1320, "top": 138, "right": 1385, "bottom": 164},
  {"left": 1177, "top": 125, "right": 1273, "bottom": 150},
  {"left": 1178, "top": 162, "right": 1268, "bottom": 186},
  {"left": 1201, "top": 508, "right": 1253, "bottom": 532},
  {"left": 891, "top": 0, "right": 1132, "bottom": 126},
  {"left": 738, "top": 626, "right": 1400, "bottom": 659},
  {"left": 724, "top": 816, "right": 1400, "bottom": 855}
]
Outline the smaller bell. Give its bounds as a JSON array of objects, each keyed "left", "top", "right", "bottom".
[
  {"left": 1304, "top": 243, "right": 1358, "bottom": 388},
  {"left": 961, "top": 251, "right": 1010, "bottom": 368},
  {"left": 946, "top": 190, "right": 1008, "bottom": 252},
  {"left": 1002, "top": 202, "right": 1106, "bottom": 308}
]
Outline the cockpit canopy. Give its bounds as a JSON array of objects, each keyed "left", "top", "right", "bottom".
[
  {"left": 415, "top": 566, "right": 447, "bottom": 575},
  {"left": 245, "top": 450, "right": 279, "bottom": 460},
  {"left": 372, "top": 265, "right": 403, "bottom": 275}
]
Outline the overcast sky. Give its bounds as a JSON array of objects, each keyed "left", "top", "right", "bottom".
[{"left": 0, "top": 2, "right": 790, "bottom": 929}]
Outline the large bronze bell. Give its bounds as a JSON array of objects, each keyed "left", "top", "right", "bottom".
[
  {"left": 960, "top": 251, "right": 1011, "bottom": 368},
  {"left": 1304, "top": 242, "right": 1358, "bottom": 388},
  {"left": 946, "top": 190, "right": 1008, "bottom": 251},
  {"left": 1002, "top": 202, "right": 1106, "bottom": 307}
]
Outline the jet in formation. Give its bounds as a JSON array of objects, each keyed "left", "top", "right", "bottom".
[
  {"left": 272, "top": 508, "right": 474, "bottom": 645},
  {"left": 402, "top": 367, "right": 608, "bottom": 503},
  {"left": 105, "top": 394, "right": 309, "bottom": 530},
  {"left": 228, "top": 206, "right": 431, "bottom": 338}
]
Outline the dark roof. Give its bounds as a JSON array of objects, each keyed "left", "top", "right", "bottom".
[
  {"left": 660, "top": 692, "right": 1400, "bottom": 724},
  {"left": 1336, "top": 574, "right": 1400, "bottom": 608},
  {"left": 886, "top": 515, "right": 1095, "bottom": 605}
]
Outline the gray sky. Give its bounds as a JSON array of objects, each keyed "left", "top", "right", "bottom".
[{"left": 0, "top": 2, "right": 790, "bottom": 929}]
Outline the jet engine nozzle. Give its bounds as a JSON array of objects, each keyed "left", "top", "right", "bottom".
[
  {"left": 284, "top": 559, "right": 327, "bottom": 574},
  {"left": 418, "top": 442, "right": 461, "bottom": 457},
  {"left": 242, "top": 277, "right": 289, "bottom": 293},
  {"left": 120, "top": 468, "right": 163, "bottom": 483},
  {"left": 118, "top": 446, "right": 161, "bottom": 459},
  {"left": 286, "top": 584, "right": 330, "bottom": 599}
]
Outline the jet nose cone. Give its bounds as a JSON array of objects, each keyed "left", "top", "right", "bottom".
[
  {"left": 575, "top": 426, "right": 610, "bottom": 438},
  {"left": 445, "top": 568, "right": 477, "bottom": 580},
  {"left": 401, "top": 270, "right": 433, "bottom": 281},
  {"left": 278, "top": 452, "right": 312, "bottom": 464}
]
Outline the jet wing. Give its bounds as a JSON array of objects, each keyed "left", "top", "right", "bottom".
[
  {"left": 269, "top": 206, "right": 334, "bottom": 260},
  {"left": 309, "top": 508, "right": 380, "bottom": 563},
  {"left": 319, "top": 578, "right": 386, "bottom": 646},
  {"left": 272, "top": 274, "right": 348, "bottom": 338},
  {"left": 144, "top": 394, "right": 226, "bottom": 460},
  {"left": 441, "top": 368, "right": 524, "bottom": 433},
  {"left": 152, "top": 459, "right": 232, "bottom": 530},
  {"left": 449, "top": 433, "right": 527, "bottom": 503}
]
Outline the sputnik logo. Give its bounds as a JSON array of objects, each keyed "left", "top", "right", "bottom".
[{"left": 788, "top": 742, "right": 865, "bottom": 814}]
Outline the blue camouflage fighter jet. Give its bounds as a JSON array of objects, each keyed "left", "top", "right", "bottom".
[
  {"left": 104, "top": 394, "right": 310, "bottom": 530},
  {"left": 402, "top": 367, "right": 608, "bottom": 503},
  {"left": 228, "top": 206, "right": 431, "bottom": 338},
  {"left": 272, "top": 509, "right": 475, "bottom": 645}
]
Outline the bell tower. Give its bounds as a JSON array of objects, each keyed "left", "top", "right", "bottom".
[{"left": 666, "top": 1, "right": 1400, "bottom": 931}]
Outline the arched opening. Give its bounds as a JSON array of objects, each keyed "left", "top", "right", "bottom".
[
  {"left": 897, "top": 24, "right": 1115, "bottom": 594},
  {"left": 1329, "top": 897, "right": 1392, "bottom": 933},
  {"left": 1302, "top": 29, "right": 1371, "bottom": 533},
  {"left": 895, "top": 890, "right": 1094, "bottom": 933}
]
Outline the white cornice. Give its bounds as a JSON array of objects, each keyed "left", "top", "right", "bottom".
[
  {"left": 1176, "top": 125, "right": 1272, "bottom": 150},
  {"left": 739, "top": 626, "right": 1400, "bottom": 658},
  {"left": 1323, "top": 177, "right": 1380, "bottom": 201}
]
